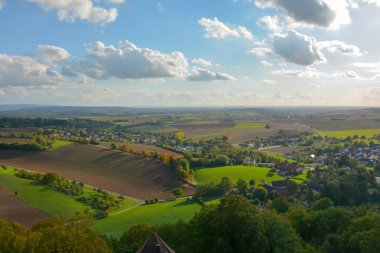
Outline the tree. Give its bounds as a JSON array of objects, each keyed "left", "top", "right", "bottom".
[
  {"left": 253, "top": 187, "right": 268, "bottom": 202},
  {"left": 272, "top": 198, "right": 289, "bottom": 213},
  {"left": 286, "top": 180, "right": 298, "bottom": 194},
  {"left": 172, "top": 188, "right": 183, "bottom": 198},
  {"left": 119, "top": 223, "right": 153, "bottom": 252},
  {"left": 236, "top": 178, "right": 249, "bottom": 195},
  {"left": 261, "top": 211, "right": 302, "bottom": 253},
  {"left": 311, "top": 197, "right": 334, "bottom": 211}
]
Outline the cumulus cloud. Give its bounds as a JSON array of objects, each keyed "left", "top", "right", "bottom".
[
  {"left": 273, "top": 30, "right": 325, "bottom": 66},
  {"left": 0, "top": 54, "right": 63, "bottom": 87},
  {"left": 106, "top": 0, "right": 124, "bottom": 3},
  {"left": 318, "top": 40, "right": 362, "bottom": 56},
  {"left": 335, "top": 70, "right": 361, "bottom": 78},
  {"left": 30, "top": 0, "right": 119, "bottom": 24},
  {"left": 263, "top": 79, "right": 278, "bottom": 84},
  {"left": 257, "top": 15, "right": 282, "bottom": 32},
  {"left": 198, "top": 17, "right": 253, "bottom": 40},
  {"left": 187, "top": 67, "right": 236, "bottom": 82},
  {"left": 271, "top": 68, "right": 321, "bottom": 78},
  {"left": 247, "top": 47, "right": 272, "bottom": 58},
  {"left": 363, "top": 0, "right": 380, "bottom": 6},
  {"left": 192, "top": 58, "right": 212, "bottom": 67},
  {"left": 37, "top": 45, "right": 70, "bottom": 63},
  {"left": 62, "top": 41, "right": 235, "bottom": 82},
  {"left": 74, "top": 41, "right": 189, "bottom": 79},
  {"left": 260, "top": 60, "right": 273, "bottom": 68},
  {"left": 252, "top": 0, "right": 352, "bottom": 29}
]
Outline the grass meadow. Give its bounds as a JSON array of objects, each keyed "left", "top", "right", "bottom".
[{"left": 195, "top": 165, "right": 284, "bottom": 184}]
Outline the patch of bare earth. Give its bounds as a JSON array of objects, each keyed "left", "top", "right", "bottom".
[
  {"left": 0, "top": 187, "right": 48, "bottom": 226},
  {"left": 0, "top": 143, "right": 194, "bottom": 199}
]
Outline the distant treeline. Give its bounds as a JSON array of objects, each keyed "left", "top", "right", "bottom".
[
  {"left": 0, "top": 118, "right": 113, "bottom": 128},
  {"left": 0, "top": 142, "right": 42, "bottom": 150}
]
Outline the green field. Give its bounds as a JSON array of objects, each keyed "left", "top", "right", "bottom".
[
  {"left": 0, "top": 168, "right": 138, "bottom": 218},
  {"left": 95, "top": 198, "right": 204, "bottom": 237},
  {"left": 321, "top": 129, "right": 380, "bottom": 139},
  {"left": 50, "top": 140, "right": 71, "bottom": 150},
  {"left": 234, "top": 122, "right": 266, "bottom": 129},
  {"left": 195, "top": 166, "right": 284, "bottom": 184}
]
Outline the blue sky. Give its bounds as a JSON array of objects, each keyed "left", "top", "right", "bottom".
[{"left": 0, "top": 0, "right": 380, "bottom": 107}]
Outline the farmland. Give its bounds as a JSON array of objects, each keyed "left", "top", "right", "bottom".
[
  {"left": 195, "top": 166, "right": 284, "bottom": 184},
  {"left": 0, "top": 168, "right": 89, "bottom": 219},
  {"left": 100, "top": 142, "right": 183, "bottom": 157},
  {"left": 94, "top": 197, "right": 217, "bottom": 237},
  {"left": 0, "top": 138, "right": 32, "bottom": 143},
  {"left": 0, "top": 143, "right": 194, "bottom": 199},
  {"left": 320, "top": 129, "right": 380, "bottom": 138},
  {"left": 0, "top": 186, "right": 48, "bottom": 226}
]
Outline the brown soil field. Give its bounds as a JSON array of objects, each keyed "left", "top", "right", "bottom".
[
  {"left": 99, "top": 142, "right": 183, "bottom": 157},
  {"left": 0, "top": 127, "right": 39, "bottom": 135},
  {"left": 0, "top": 138, "right": 33, "bottom": 143},
  {"left": 174, "top": 122, "right": 236, "bottom": 130},
  {"left": 174, "top": 121, "right": 311, "bottom": 144},
  {"left": 303, "top": 119, "right": 380, "bottom": 131},
  {"left": 0, "top": 144, "right": 194, "bottom": 199},
  {"left": 0, "top": 187, "right": 48, "bottom": 226}
]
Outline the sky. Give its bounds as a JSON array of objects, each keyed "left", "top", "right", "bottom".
[{"left": 0, "top": 0, "right": 380, "bottom": 107}]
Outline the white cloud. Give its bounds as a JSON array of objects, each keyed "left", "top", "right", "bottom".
[
  {"left": 0, "top": 54, "right": 62, "bottom": 87},
  {"left": 263, "top": 79, "right": 278, "bottom": 84},
  {"left": 187, "top": 67, "right": 236, "bottom": 82},
  {"left": 252, "top": 0, "right": 352, "bottom": 29},
  {"left": 30, "top": 0, "right": 119, "bottom": 24},
  {"left": 333, "top": 70, "right": 361, "bottom": 78},
  {"left": 62, "top": 41, "right": 235, "bottom": 82},
  {"left": 363, "top": 0, "right": 380, "bottom": 6},
  {"left": 273, "top": 30, "right": 325, "bottom": 66},
  {"left": 106, "top": 0, "right": 124, "bottom": 3},
  {"left": 260, "top": 60, "right": 273, "bottom": 68},
  {"left": 192, "top": 58, "right": 212, "bottom": 67},
  {"left": 247, "top": 47, "right": 272, "bottom": 58},
  {"left": 198, "top": 17, "right": 253, "bottom": 40},
  {"left": 318, "top": 40, "right": 362, "bottom": 56},
  {"left": 0, "top": 89, "right": 4, "bottom": 96},
  {"left": 352, "top": 62, "right": 380, "bottom": 69},
  {"left": 257, "top": 15, "right": 282, "bottom": 32},
  {"left": 271, "top": 68, "right": 321, "bottom": 78},
  {"left": 37, "top": 45, "right": 70, "bottom": 63},
  {"left": 0, "top": 0, "right": 4, "bottom": 11},
  {"left": 75, "top": 41, "right": 189, "bottom": 79}
]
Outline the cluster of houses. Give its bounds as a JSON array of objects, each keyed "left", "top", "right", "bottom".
[{"left": 316, "top": 145, "right": 380, "bottom": 167}]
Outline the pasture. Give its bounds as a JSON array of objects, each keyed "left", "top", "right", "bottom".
[
  {"left": 195, "top": 166, "right": 284, "bottom": 184},
  {"left": 0, "top": 168, "right": 139, "bottom": 220},
  {"left": 95, "top": 197, "right": 216, "bottom": 237},
  {"left": 0, "top": 186, "right": 48, "bottom": 226},
  {"left": 320, "top": 129, "right": 380, "bottom": 139},
  {"left": 0, "top": 143, "right": 195, "bottom": 199},
  {"left": 0, "top": 168, "right": 90, "bottom": 218},
  {"left": 305, "top": 119, "right": 380, "bottom": 131}
]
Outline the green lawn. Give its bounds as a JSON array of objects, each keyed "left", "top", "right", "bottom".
[
  {"left": 0, "top": 168, "right": 139, "bottom": 218},
  {"left": 234, "top": 122, "right": 266, "bottom": 129},
  {"left": 50, "top": 140, "right": 71, "bottom": 150},
  {"left": 94, "top": 198, "right": 205, "bottom": 237},
  {"left": 321, "top": 129, "right": 380, "bottom": 139},
  {"left": 195, "top": 165, "right": 284, "bottom": 184}
]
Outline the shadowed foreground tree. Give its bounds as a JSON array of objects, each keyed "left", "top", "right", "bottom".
[
  {"left": 153, "top": 196, "right": 302, "bottom": 253},
  {"left": 0, "top": 218, "right": 111, "bottom": 253}
]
